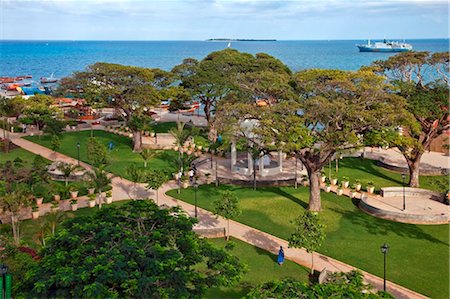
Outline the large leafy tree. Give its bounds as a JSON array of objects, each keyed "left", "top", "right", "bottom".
[
  {"left": 0, "top": 96, "right": 26, "bottom": 150},
  {"left": 261, "top": 69, "right": 404, "bottom": 211},
  {"left": 59, "top": 63, "right": 174, "bottom": 151},
  {"left": 371, "top": 51, "right": 449, "bottom": 187},
  {"left": 21, "top": 94, "right": 59, "bottom": 131},
  {"left": 244, "top": 271, "right": 394, "bottom": 298},
  {"left": 0, "top": 190, "right": 31, "bottom": 245},
  {"left": 172, "top": 49, "right": 291, "bottom": 141},
  {"left": 22, "top": 201, "right": 243, "bottom": 298}
]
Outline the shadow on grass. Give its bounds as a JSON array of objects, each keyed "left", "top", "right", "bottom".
[
  {"left": 270, "top": 187, "right": 308, "bottom": 209},
  {"left": 329, "top": 206, "right": 449, "bottom": 246},
  {"left": 339, "top": 158, "right": 404, "bottom": 186}
]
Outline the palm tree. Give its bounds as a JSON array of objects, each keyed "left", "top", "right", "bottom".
[
  {"left": 56, "top": 162, "right": 81, "bottom": 186},
  {"left": 169, "top": 122, "right": 194, "bottom": 179},
  {"left": 139, "top": 149, "right": 159, "bottom": 167},
  {"left": 87, "top": 166, "right": 111, "bottom": 208},
  {"left": 0, "top": 190, "right": 30, "bottom": 244}
]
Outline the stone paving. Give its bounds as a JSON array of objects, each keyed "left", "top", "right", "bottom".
[{"left": 0, "top": 129, "right": 433, "bottom": 298}]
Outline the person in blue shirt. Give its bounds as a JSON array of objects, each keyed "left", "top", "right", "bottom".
[{"left": 277, "top": 246, "right": 285, "bottom": 265}]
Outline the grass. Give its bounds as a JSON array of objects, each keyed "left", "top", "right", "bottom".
[
  {"left": 0, "top": 147, "right": 43, "bottom": 165},
  {"left": 25, "top": 130, "right": 179, "bottom": 181},
  {"left": 324, "top": 157, "right": 447, "bottom": 193},
  {"left": 206, "top": 237, "right": 309, "bottom": 298},
  {"left": 167, "top": 185, "right": 449, "bottom": 299}
]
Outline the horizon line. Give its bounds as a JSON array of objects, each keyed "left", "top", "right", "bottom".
[{"left": 1, "top": 37, "right": 448, "bottom": 42}]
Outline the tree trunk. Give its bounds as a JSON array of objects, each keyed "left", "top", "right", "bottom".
[
  {"left": 307, "top": 169, "right": 322, "bottom": 211},
  {"left": 253, "top": 157, "right": 257, "bottom": 191},
  {"left": 11, "top": 215, "right": 19, "bottom": 245},
  {"left": 132, "top": 130, "right": 142, "bottom": 151},
  {"left": 311, "top": 251, "right": 314, "bottom": 274},
  {"left": 156, "top": 189, "right": 159, "bottom": 204},
  {"left": 407, "top": 156, "right": 422, "bottom": 187}
]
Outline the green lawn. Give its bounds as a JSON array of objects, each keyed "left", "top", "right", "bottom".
[
  {"left": 0, "top": 147, "right": 42, "bottom": 165},
  {"left": 25, "top": 130, "right": 178, "bottom": 181},
  {"left": 324, "top": 157, "right": 446, "bottom": 193},
  {"left": 206, "top": 237, "right": 309, "bottom": 298},
  {"left": 167, "top": 185, "right": 449, "bottom": 299}
]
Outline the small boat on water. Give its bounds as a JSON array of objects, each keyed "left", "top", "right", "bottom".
[
  {"left": 356, "top": 39, "right": 412, "bottom": 52},
  {"left": 40, "top": 74, "right": 58, "bottom": 84}
]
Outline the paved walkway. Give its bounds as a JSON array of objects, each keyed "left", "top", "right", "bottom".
[{"left": 2, "top": 131, "right": 429, "bottom": 299}]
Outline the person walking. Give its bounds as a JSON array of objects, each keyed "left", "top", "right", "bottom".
[{"left": 277, "top": 246, "right": 285, "bottom": 265}]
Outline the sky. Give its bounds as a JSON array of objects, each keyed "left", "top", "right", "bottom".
[{"left": 1, "top": 0, "right": 448, "bottom": 40}]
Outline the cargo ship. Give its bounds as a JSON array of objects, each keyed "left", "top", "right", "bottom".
[{"left": 356, "top": 39, "right": 412, "bottom": 52}]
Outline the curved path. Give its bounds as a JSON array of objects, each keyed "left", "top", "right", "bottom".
[{"left": 3, "top": 130, "right": 429, "bottom": 299}]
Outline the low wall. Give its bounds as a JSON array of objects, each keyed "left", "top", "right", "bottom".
[
  {"left": 359, "top": 197, "right": 449, "bottom": 225},
  {"left": 380, "top": 187, "right": 445, "bottom": 203},
  {"left": 376, "top": 160, "right": 449, "bottom": 176},
  {"left": 217, "top": 177, "right": 296, "bottom": 187}
]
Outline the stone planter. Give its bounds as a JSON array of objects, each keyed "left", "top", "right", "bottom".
[
  {"left": 150, "top": 132, "right": 155, "bottom": 137},
  {"left": 71, "top": 204, "right": 78, "bottom": 211},
  {"left": 53, "top": 194, "right": 61, "bottom": 201},
  {"left": 342, "top": 181, "right": 349, "bottom": 188},
  {"left": 88, "top": 188, "right": 95, "bottom": 195},
  {"left": 336, "top": 189, "right": 344, "bottom": 196},
  {"left": 70, "top": 191, "right": 79, "bottom": 199},
  {"left": 367, "top": 186, "right": 375, "bottom": 194},
  {"left": 32, "top": 211, "right": 40, "bottom": 219},
  {"left": 355, "top": 184, "right": 362, "bottom": 192},
  {"left": 88, "top": 200, "right": 96, "bottom": 208},
  {"left": 302, "top": 180, "right": 309, "bottom": 186},
  {"left": 35, "top": 197, "right": 44, "bottom": 206},
  {"left": 106, "top": 197, "right": 113, "bottom": 204},
  {"left": 331, "top": 178, "right": 338, "bottom": 185},
  {"left": 206, "top": 178, "right": 212, "bottom": 184},
  {"left": 182, "top": 181, "right": 189, "bottom": 189},
  {"left": 325, "top": 186, "right": 331, "bottom": 193},
  {"left": 350, "top": 191, "right": 358, "bottom": 198},
  {"left": 321, "top": 176, "right": 326, "bottom": 183}
]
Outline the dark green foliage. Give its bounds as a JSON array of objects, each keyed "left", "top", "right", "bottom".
[
  {"left": 50, "top": 135, "right": 60, "bottom": 152},
  {"left": 244, "top": 271, "right": 394, "bottom": 298},
  {"left": 21, "top": 201, "right": 244, "bottom": 298},
  {"left": 43, "top": 118, "right": 66, "bottom": 136},
  {"left": 86, "top": 137, "right": 108, "bottom": 167}
]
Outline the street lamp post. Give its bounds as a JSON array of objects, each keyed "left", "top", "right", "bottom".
[
  {"left": 380, "top": 244, "right": 389, "bottom": 292},
  {"left": 76, "top": 143, "right": 80, "bottom": 166},
  {"left": 210, "top": 149, "right": 214, "bottom": 169},
  {"left": 402, "top": 174, "right": 406, "bottom": 211},
  {"left": 194, "top": 182, "right": 198, "bottom": 218},
  {"left": 295, "top": 157, "right": 298, "bottom": 189},
  {"left": 0, "top": 264, "right": 11, "bottom": 299}
]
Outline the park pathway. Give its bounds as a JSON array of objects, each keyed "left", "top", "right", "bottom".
[{"left": 3, "top": 130, "right": 429, "bottom": 299}]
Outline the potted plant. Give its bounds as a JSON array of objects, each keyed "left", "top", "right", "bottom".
[
  {"left": 205, "top": 173, "right": 212, "bottom": 184},
  {"left": 88, "top": 186, "right": 96, "bottom": 195},
  {"left": 349, "top": 186, "right": 358, "bottom": 198},
  {"left": 301, "top": 175, "right": 309, "bottom": 186},
  {"left": 320, "top": 171, "right": 327, "bottom": 183},
  {"left": 336, "top": 183, "right": 344, "bottom": 196},
  {"left": 69, "top": 185, "right": 79, "bottom": 199},
  {"left": 182, "top": 177, "right": 189, "bottom": 189},
  {"left": 53, "top": 193, "right": 61, "bottom": 202},
  {"left": 367, "top": 181, "right": 375, "bottom": 194},
  {"left": 331, "top": 176, "right": 338, "bottom": 186},
  {"left": 342, "top": 176, "right": 350, "bottom": 188},
  {"left": 150, "top": 131, "right": 155, "bottom": 137},
  {"left": 34, "top": 195, "right": 44, "bottom": 206},
  {"left": 354, "top": 179, "right": 362, "bottom": 191},
  {"left": 88, "top": 193, "right": 96, "bottom": 208},
  {"left": 105, "top": 190, "right": 113, "bottom": 204},
  {"left": 31, "top": 204, "right": 40, "bottom": 219},
  {"left": 70, "top": 198, "right": 78, "bottom": 211},
  {"left": 324, "top": 179, "right": 331, "bottom": 193}
]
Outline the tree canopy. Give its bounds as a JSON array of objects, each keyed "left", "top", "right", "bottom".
[{"left": 21, "top": 201, "right": 244, "bottom": 298}]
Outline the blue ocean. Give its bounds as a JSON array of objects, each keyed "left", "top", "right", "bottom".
[{"left": 0, "top": 39, "right": 448, "bottom": 81}]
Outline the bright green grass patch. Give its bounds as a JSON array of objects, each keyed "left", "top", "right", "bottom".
[
  {"left": 0, "top": 147, "right": 43, "bottom": 166},
  {"left": 323, "top": 157, "right": 446, "bottom": 193},
  {"left": 206, "top": 237, "right": 309, "bottom": 298},
  {"left": 25, "top": 131, "right": 178, "bottom": 181},
  {"left": 167, "top": 185, "right": 449, "bottom": 299}
]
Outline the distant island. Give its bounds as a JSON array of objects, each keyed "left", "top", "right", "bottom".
[{"left": 207, "top": 38, "right": 277, "bottom": 42}]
